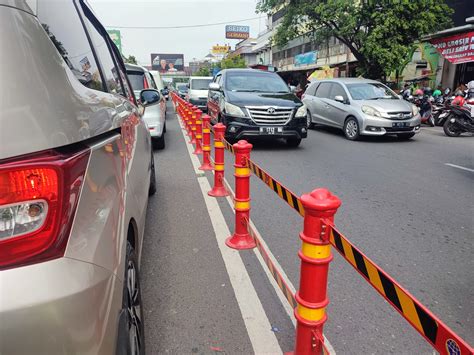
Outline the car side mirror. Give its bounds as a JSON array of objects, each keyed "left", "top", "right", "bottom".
[
  {"left": 209, "top": 82, "right": 221, "bottom": 91},
  {"left": 334, "top": 95, "right": 346, "bottom": 103},
  {"left": 140, "top": 89, "right": 160, "bottom": 107}
]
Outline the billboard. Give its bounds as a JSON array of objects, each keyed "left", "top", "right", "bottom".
[
  {"left": 225, "top": 25, "right": 250, "bottom": 39},
  {"left": 430, "top": 31, "right": 474, "bottom": 64},
  {"left": 295, "top": 51, "right": 318, "bottom": 67},
  {"left": 212, "top": 45, "right": 231, "bottom": 55},
  {"left": 151, "top": 53, "right": 184, "bottom": 73},
  {"left": 107, "top": 30, "right": 122, "bottom": 54}
]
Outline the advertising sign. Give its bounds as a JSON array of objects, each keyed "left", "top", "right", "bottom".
[
  {"left": 107, "top": 30, "right": 122, "bottom": 54},
  {"left": 308, "top": 66, "right": 335, "bottom": 81},
  {"left": 212, "top": 45, "right": 231, "bottom": 55},
  {"left": 151, "top": 53, "right": 185, "bottom": 73},
  {"left": 295, "top": 51, "right": 318, "bottom": 67},
  {"left": 225, "top": 25, "right": 250, "bottom": 39},
  {"left": 430, "top": 31, "right": 474, "bottom": 64}
]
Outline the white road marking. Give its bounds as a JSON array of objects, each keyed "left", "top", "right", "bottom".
[
  {"left": 445, "top": 163, "right": 474, "bottom": 173},
  {"left": 178, "top": 119, "right": 282, "bottom": 354}
]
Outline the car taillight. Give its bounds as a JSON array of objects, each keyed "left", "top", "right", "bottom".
[
  {"left": 143, "top": 76, "right": 149, "bottom": 89},
  {"left": 0, "top": 147, "right": 90, "bottom": 270}
]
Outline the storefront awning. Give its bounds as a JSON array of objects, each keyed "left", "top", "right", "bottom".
[{"left": 430, "top": 31, "right": 474, "bottom": 64}]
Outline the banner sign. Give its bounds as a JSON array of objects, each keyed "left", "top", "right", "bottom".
[
  {"left": 225, "top": 25, "right": 250, "bottom": 39},
  {"left": 151, "top": 53, "right": 184, "bottom": 73},
  {"left": 430, "top": 31, "right": 474, "bottom": 64},
  {"left": 107, "top": 30, "right": 122, "bottom": 54},
  {"left": 295, "top": 51, "right": 318, "bottom": 66},
  {"left": 212, "top": 45, "right": 230, "bottom": 54}
]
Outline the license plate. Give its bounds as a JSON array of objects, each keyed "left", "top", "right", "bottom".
[
  {"left": 260, "top": 127, "right": 280, "bottom": 135},
  {"left": 392, "top": 122, "right": 408, "bottom": 128}
]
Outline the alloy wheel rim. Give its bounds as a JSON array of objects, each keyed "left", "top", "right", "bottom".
[
  {"left": 346, "top": 120, "right": 358, "bottom": 138},
  {"left": 127, "top": 259, "right": 142, "bottom": 355},
  {"left": 307, "top": 112, "right": 311, "bottom": 127}
]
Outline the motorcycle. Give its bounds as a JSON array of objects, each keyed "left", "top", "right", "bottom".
[
  {"left": 443, "top": 103, "right": 474, "bottom": 137},
  {"left": 413, "top": 94, "right": 435, "bottom": 126}
]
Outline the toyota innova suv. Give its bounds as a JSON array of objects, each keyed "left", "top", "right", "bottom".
[{"left": 0, "top": 1, "right": 155, "bottom": 354}]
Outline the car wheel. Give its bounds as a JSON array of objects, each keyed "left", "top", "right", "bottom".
[
  {"left": 343, "top": 117, "right": 360, "bottom": 140},
  {"left": 443, "top": 119, "right": 462, "bottom": 137},
  {"left": 118, "top": 242, "right": 145, "bottom": 355},
  {"left": 397, "top": 133, "right": 416, "bottom": 140},
  {"left": 287, "top": 137, "right": 302, "bottom": 147},
  {"left": 153, "top": 134, "right": 165, "bottom": 150},
  {"left": 149, "top": 153, "right": 156, "bottom": 196},
  {"left": 306, "top": 110, "right": 313, "bottom": 129}
]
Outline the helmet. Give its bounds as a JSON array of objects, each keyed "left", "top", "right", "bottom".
[
  {"left": 414, "top": 89, "right": 424, "bottom": 96},
  {"left": 452, "top": 96, "right": 466, "bottom": 106},
  {"left": 433, "top": 89, "right": 442, "bottom": 97},
  {"left": 467, "top": 81, "right": 474, "bottom": 90}
]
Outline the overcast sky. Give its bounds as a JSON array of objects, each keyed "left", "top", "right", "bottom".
[{"left": 88, "top": 0, "right": 266, "bottom": 66}]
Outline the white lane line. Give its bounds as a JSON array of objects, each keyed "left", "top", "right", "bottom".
[
  {"left": 445, "top": 163, "right": 474, "bottom": 173},
  {"left": 178, "top": 119, "right": 282, "bottom": 354},
  {"left": 221, "top": 178, "right": 336, "bottom": 355}
]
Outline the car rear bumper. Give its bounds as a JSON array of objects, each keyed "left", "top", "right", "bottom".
[
  {"left": 223, "top": 115, "right": 308, "bottom": 140},
  {"left": 0, "top": 257, "right": 122, "bottom": 354},
  {"left": 189, "top": 98, "right": 208, "bottom": 111}
]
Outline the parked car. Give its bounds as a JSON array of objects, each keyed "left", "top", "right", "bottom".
[
  {"left": 0, "top": 1, "right": 155, "bottom": 354},
  {"left": 207, "top": 69, "right": 308, "bottom": 146},
  {"left": 126, "top": 63, "right": 167, "bottom": 149},
  {"left": 186, "top": 76, "right": 213, "bottom": 111},
  {"left": 303, "top": 78, "right": 421, "bottom": 140}
]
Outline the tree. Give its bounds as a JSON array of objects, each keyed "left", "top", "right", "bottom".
[
  {"left": 220, "top": 55, "right": 247, "bottom": 69},
  {"left": 195, "top": 67, "right": 211, "bottom": 76},
  {"left": 256, "top": 0, "right": 452, "bottom": 79},
  {"left": 124, "top": 55, "right": 137, "bottom": 65}
]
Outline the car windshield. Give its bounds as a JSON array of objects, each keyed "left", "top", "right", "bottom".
[
  {"left": 127, "top": 72, "right": 144, "bottom": 91},
  {"left": 346, "top": 83, "right": 398, "bottom": 100},
  {"left": 177, "top": 86, "right": 188, "bottom": 93},
  {"left": 226, "top": 72, "right": 289, "bottom": 93},
  {"left": 191, "top": 79, "right": 212, "bottom": 90}
]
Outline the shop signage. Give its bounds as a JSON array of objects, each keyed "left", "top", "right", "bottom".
[
  {"left": 212, "top": 45, "right": 231, "bottom": 55},
  {"left": 225, "top": 25, "right": 250, "bottom": 39},
  {"left": 430, "top": 31, "right": 474, "bottom": 64},
  {"left": 295, "top": 51, "right": 318, "bottom": 66}
]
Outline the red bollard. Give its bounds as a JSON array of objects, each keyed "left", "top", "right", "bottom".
[
  {"left": 208, "top": 123, "right": 229, "bottom": 197},
  {"left": 193, "top": 109, "right": 203, "bottom": 155},
  {"left": 199, "top": 115, "right": 213, "bottom": 171},
  {"left": 294, "top": 189, "right": 341, "bottom": 355},
  {"left": 225, "top": 140, "right": 256, "bottom": 250},
  {"left": 190, "top": 108, "right": 197, "bottom": 144}
]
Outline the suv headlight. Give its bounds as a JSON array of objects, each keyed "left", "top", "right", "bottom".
[
  {"left": 225, "top": 102, "right": 246, "bottom": 117},
  {"left": 412, "top": 105, "right": 419, "bottom": 116},
  {"left": 362, "top": 105, "right": 382, "bottom": 117},
  {"left": 295, "top": 105, "right": 307, "bottom": 118}
]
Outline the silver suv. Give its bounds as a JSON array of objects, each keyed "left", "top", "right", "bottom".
[
  {"left": 0, "top": 1, "right": 154, "bottom": 353},
  {"left": 303, "top": 78, "right": 421, "bottom": 140}
]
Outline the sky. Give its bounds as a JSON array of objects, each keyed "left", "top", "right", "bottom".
[{"left": 88, "top": 0, "right": 267, "bottom": 66}]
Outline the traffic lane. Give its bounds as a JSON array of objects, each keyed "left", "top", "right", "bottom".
[
  {"left": 222, "top": 127, "right": 473, "bottom": 351},
  {"left": 141, "top": 107, "right": 253, "bottom": 354}
]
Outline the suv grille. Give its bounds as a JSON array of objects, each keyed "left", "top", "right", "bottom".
[
  {"left": 246, "top": 106, "right": 294, "bottom": 125},
  {"left": 387, "top": 112, "right": 412, "bottom": 120}
]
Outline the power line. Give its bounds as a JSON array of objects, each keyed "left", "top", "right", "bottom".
[{"left": 106, "top": 16, "right": 262, "bottom": 29}]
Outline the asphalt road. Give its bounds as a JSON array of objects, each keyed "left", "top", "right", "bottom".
[
  {"left": 224, "top": 124, "right": 473, "bottom": 353},
  {"left": 143, "top": 103, "right": 473, "bottom": 354}
]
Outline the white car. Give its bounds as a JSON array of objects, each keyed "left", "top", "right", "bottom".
[{"left": 186, "top": 76, "right": 213, "bottom": 111}]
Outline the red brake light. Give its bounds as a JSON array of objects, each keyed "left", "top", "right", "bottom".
[{"left": 0, "top": 147, "right": 90, "bottom": 270}]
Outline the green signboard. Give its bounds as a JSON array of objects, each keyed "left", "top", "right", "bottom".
[{"left": 107, "top": 29, "right": 122, "bottom": 54}]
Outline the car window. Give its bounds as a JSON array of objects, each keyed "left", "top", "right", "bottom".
[
  {"left": 215, "top": 75, "right": 222, "bottom": 86},
  {"left": 82, "top": 14, "right": 125, "bottom": 96},
  {"left": 225, "top": 72, "right": 289, "bottom": 93},
  {"left": 315, "top": 82, "right": 332, "bottom": 98},
  {"left": 191, "top": 78, "right": 212, "bottom": 90},
  {"left": 346, "top": 83, "right": 399, "bottom": 100},
  {"left": 146, "top": 72, "right": 157, "bottom": 90},
  {"left": 305, "top": 82, "right": 319, "bottom": 96},
  {"left": 37, "top": 0, "right": 103, "bottom": 91},
  {"left": 329, "top": 83, "right": 348, "bottom": 101},
  {"left": 127, "top": 71, "right": 145, "bottom": 91}
]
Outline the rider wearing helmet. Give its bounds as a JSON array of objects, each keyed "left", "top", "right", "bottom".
[
  {"left": 414, "top": 89, "right": 424, "bottom": 97},
  {"left": 433, "top": 89, "right": 442, "bottom": 98}
]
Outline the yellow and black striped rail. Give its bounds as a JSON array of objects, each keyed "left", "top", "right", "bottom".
[
  {"left": 246, "top": 159, "right": 305, "bottom": 217},
  {"left": 221, "top": 138, "right": 234, "bottom": 154},
  {"left": 328, "top": 225, "right": 473, "bottom": 355},
  {"left": 243, "top": 218, "right": 297, "bottom": 310}
]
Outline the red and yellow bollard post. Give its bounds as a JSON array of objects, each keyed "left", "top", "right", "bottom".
[
  {"left": 190, "top": 107, "right": 198, "bottom": 144},
  {"left": 294, "top": 188, "right": 341, "bottom": 355},
  {"left": 208, "top": 123, "right": 229, "bottom": 197},
  {"left": 199, "top": 115, "right": 213, "bottom": 171},
  {"left": 193, "top": 109, "right": 203, "bottom": 155},
  {"left": 226, "top": 140, "right": 256, "bottom": 250}
]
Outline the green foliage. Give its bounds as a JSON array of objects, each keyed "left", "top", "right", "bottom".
[
  {"left": 220, "top": 55, "right": 247, "bottom": 69},
  {"left": 124, "top": 55, "right": 137, "bottom": 65},
  {"left": 256, "top": 0, "right": 452, "bottom": 79},
  {"left": 194, "top": 67, "right": 211, "bottom": 76}
]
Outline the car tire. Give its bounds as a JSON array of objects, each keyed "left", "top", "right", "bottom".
[
  {"left": 117, "top": 242, "right": 145, "bottom": 355},
  {"left": 149, "top": 153, "right": 156, "bottom": 196},
  {"left": 343, "top": 117, "right": 360, "bottom": 140},
  {"left": 163, "top": 122, "right": 167, "bottom": 133},
  {"left": 307, "top": 110, "right": 313, "bottom": 129},
  {"left": 397, "top": 133, "right": 416, "bottom": 140},
  {"left": 153, "top": 134, "right": 165, "bottom": 150},
  {"left": 287, "top": 137, "right": 302, "bottom": 147}
]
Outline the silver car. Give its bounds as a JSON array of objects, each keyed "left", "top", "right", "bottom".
[
  {"left": 1, "top": 1, "right": 155, "bottom": 353},
  {"left": 303, "top": 78, "right": 421, "bottom": 140},
  {"left": 126, "top": 63, "right": 167, "bottom": 149}
]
